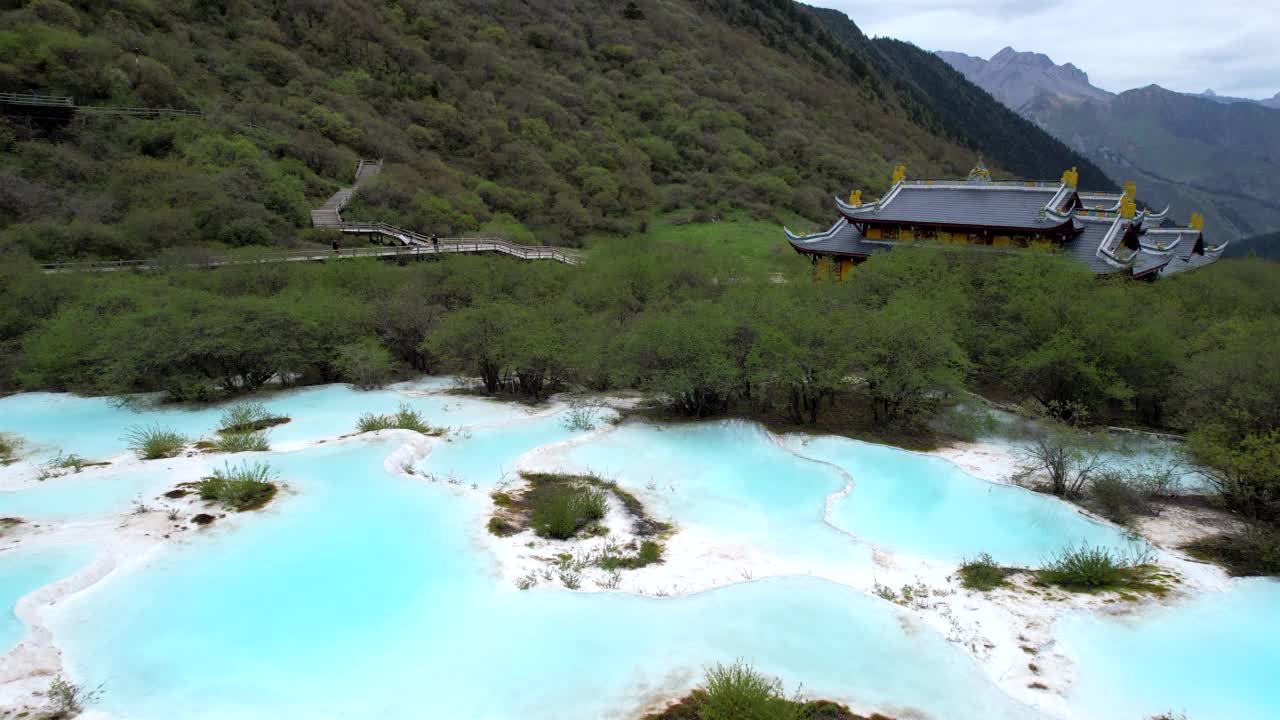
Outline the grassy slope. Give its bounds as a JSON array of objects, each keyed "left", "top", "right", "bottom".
[
  {"left": 0, "top": 0, "right": 991, "bottom": 262},
  {"left": 0, "top": 0, "right": 1111, "bottom": 263}
]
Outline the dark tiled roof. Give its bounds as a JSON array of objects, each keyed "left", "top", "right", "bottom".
[
  {"left": 1132, "top": 251, "right": 1172, "bottom": 276},
  {"left": 785, "top": 220, "right": 883, "bottom": 258},
  {"left": 1062, "top": 220, "right": 1124, "bottom": 274},
  {"left": 847, "top": 185, "right": 1067, "bottom": 229}
]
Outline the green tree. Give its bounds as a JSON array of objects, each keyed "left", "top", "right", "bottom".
[{"left": 856, "top": 294, "right": 967, "bottom": 427}]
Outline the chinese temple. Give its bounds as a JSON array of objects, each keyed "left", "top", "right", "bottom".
[{"left": 784, "top": 162, "right": 1226, "bottom": 280}]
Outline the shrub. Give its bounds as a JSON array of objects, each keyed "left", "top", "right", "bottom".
[
  {"left": 125, "top": 425, "right": 187, "bottom": 460},
  {"left": 218, "top": 402, "right": 287, "bottom": 434},
  {"left": 598, "top": 540, "right": 664, "bottom": 570},
  {"left": 958, "top": 553, "right": 1006, "bottom": 591},
  {"left": 356, "top": 412, "right": 396, "bottom": 432},
  {"left": 1089, "top": 472, "right": 1151, "bottom": 525},
  {"left": 700, "top": 661, "right": 799, "bottom": 720},
  {"left": 198, "top": 461, "right": 277, "bottom": 511},
  {"left": 1185, "top": 526, "right": 1280, "bottom": 577},
  {"left": 355, "top": 403, "right": 442, "bottom": 435},
  {"left": 0, "top": 433, "right": 19, "bottom": 464},
  {"left": 48, "top": 675, "right": 102, "bottom": 717},
  {"left": 1037, "top": 543, "right": 1132, "bottom": 589},
  {"left": 335, "top": 339, "right": 397, "bottom": 389},
  {"left": 530, "top": 484, "right": 607, "bottom": 540},
  {"left": 213, "top": 431, "right": 270, "bottom": 453}
]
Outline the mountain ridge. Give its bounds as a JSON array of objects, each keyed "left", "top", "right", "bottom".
[{"left": 936, "top": 46, "right": 1280, "bottom": 243}]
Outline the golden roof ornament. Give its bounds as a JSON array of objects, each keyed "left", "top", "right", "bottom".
[
  {"left": 1061, "top": 166, "right": 1079, "bottom": 188},
  {"left": 848, "top": 189, "right": 862, "bottom": 206},
  {"left": 1190, "top": 212, "right": 1205, "bottom": 230},
  {"left": 967, "top": 158, "right": 992, "bottom": 183},
  {"left": 891, "top": 164, "right": 906, "bottom": 185}
]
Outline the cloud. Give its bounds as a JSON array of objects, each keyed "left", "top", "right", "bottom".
[{"left": 808, "top": 0, "right": 1280, "bottom": 99}]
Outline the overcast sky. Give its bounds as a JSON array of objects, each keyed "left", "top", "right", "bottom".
[{"left": 807, "top": 1, "right": 1279, "bottom": 100}]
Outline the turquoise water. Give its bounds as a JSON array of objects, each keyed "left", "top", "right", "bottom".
[
  {"left": 2, "top": 386, "right": 1269, "bottom": 719},
  {"left": 789, "top": 435, "right": 1137, "bottom": 566},
  {"left": 0, "top": 546, "right": 91, "bottom": 653},
  {"left": 51, "top": 438, "right": 1040, "bottom": 720},
  {"left": 0, "top": 383, "right": 525, "bottom": 461},
  {"left": 1057, "top": 579, "right": 1280, "bottom": 720},
  {"left": 418, "top": 410, "right": 582, "bottom": 488},
  {"left": 0, "top": 466, "right": 175, "bottom": 519},
  {"left": 561, "top": 421, "right": 872, "bottom": 566}
]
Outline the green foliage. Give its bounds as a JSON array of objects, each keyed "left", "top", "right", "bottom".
[
  {"left": 212, "top": 431, "right": 270, "bottom": 453},
  {"left": 198, "top": 460, "right": 277, "bottom": 511},
  {"left": 700, "top": 661, "right": 800, "bottom": 720},
  {"left": 335, "top": 338, "right": 397, "bottom": 390},
  {"left": 0, "top": 433, "right": 18, "bottom": 464},
  {"left": 356, "top": 403, "right": 441, "bottom": 435},
  {"left": 530, "top": 483, "right": 608, "bottom": 540},
  {"left": 1036, "top": 543, "right": 1154, "bottom": 591},
  {"left": 48, "top": 674, "right": 102, "bottom": 718},
  {"left": 0, "top": 0, "right": 1046, "bottom": 261},
  {"left": 124, "top": 424, "right": 186, "bottom": 460},
  {"left": 598, "top": 540, "right": 664, "bottom": 570},
  {"left": 1088, "top": 471, "right": 1152, "bottom": 525},
  {"left": 1186, "top": 527, "right": 1280, "bottom": 577},
  {"left": 218, "top": 402, "right": 287, "bottom": 434},
  {"left": 958, "top": 553, "right": 1006, "bottom": 591},
  {"left": 1187, "top": 428, "right": 1280, "bottom": 523}
]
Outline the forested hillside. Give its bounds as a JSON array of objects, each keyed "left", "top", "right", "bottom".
[
  {"left": 803, "top": 6, "right": 1112, "bottom": 189},
  {"left": 1, "top": 0, "right": 1102, "bottom": 262}
]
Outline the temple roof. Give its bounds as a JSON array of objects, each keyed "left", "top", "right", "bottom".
[
  {"left": 788, "top": 176, "right": 1225, "bottom": 278},
  {"left": 784, "top": 219, "right": 883, "bottom": 258},
  {"left": 838, "top": 182, "right": 1074, "bottom": 231}
]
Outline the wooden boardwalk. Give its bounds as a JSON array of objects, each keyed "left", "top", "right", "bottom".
[
  {"left": 27, "top": 120, "right": 579, "bottom": 271},
  {"left": 42, "top": 242, "right": 576, "bottom": 273},
  {"left": 311, "top": 160, "right": 579, "bottom": 264}
]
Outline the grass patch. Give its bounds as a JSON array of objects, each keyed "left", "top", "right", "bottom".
[
  {"left": 1035, "top": 543, "right": 1169, "bottom": 595},
  {"left": 487, "top": 473, "right": 671, "bottom": 568},
  {"left": 642, "top": 660, "right": 893, "bottom": 720},
  {"left": 958, "top": 553, "right": 1007, "bottom": 591},
  {"left": 356, "top": 403, "right": 445, "bottom": 435},
  {"left": 218, "top": 402, "right": 290, "bottom": 434},
  {"left": 0, "top": 433, "right": 20, "bottom": 464},
  {"left": 124, "top": 424, "right": 187, "bottom": 460},
  {"left": 198, "top": 461, "right": 278, "bottom": 511},
  {"left": 598, "top": 540, "right": 663, "bottom": 570},
  {"left": 212, "top": 431, "right": 270, "bottom": 453},
  {"left": 530, "top": 483, "right": 607, "bottom": 540},
  {"left": 1185, "top": 526, "right": 1280, "bottom": 577}
]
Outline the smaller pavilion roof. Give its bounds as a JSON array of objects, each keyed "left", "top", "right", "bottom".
[{"left": 784, "top": 219, "right": 883, "bottom": 258}]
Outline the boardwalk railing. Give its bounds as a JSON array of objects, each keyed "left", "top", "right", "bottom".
[
  {"left": 311, "top": 160, "right": 580, "bottom": 264},
  {"left": 1, "top": 92, "right": 201, "bottom": 118},
  {"left": 42, "top": 241, "right": 580, "bottom": 274},
  {"left": 338, "top": 224, "right": 580, "bottom": 264},
  {"left": 0, "top": 92, "right": 75, "bottom": 107}
]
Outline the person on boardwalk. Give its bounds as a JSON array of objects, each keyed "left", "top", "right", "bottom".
[
  {"left": 431, "top": 233, "right": 439, "bottom": 252},
  {"left": 331, "top": 237, "right": 340, "bottom": 254}
]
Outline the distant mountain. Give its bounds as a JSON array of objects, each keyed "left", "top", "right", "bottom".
[
  {"left": 933, "top": 47, "right": 1112, "bottom": 112},
  {"left": 804, "top": 10, "right": 1112, "bottom": 189},
  {"left": 937, "top": 48, "right": 1280, "bottom": 241},
  {"left": 1229, "top": 231, "right": 1280, "bottom": 260},
  {"left": 1196, "top": 89, "right": 1280, "bottom": 110}
]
